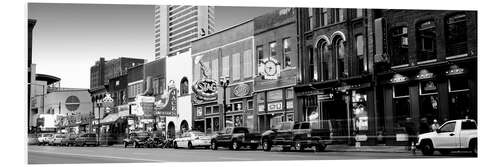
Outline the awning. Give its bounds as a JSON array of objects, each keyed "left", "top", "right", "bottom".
[{"left": 100, "top": 113, "right": 120, "bottom": 125}]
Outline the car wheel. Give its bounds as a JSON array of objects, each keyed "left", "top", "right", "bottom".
[
  {"left": 421, "top": 141, "right": 434, "bottom": 156},
  {"left": 470, "top": 140, "right": 477, "bottom": 156},
  {"left": 188, "top": 142, "right": 193, "bottom": 149},
  {"left": 211, "top": 141, "right": 218, "bottom": 150},
  {"left": 173, "top": 142, "right": 178, "bottom": 149},
  {"left": 133, "top": 142, "right": 138, "bottom": 148},
  {"left": 262, "top": 139, "right": 271, "bottom": 152},
  {"left": 295, "top": 142, "right": 304, "bottom": 151},
  {"left": 439, "top": 150, "right": 451, "bottom": 155},
  {"left": 232, "top": 140, "right": 240, "bottom": 150},
  {"left": 124, "top": 142, "right": 128, "bottom": 148}
]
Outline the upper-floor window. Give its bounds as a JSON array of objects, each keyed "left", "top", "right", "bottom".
[
  {"left": 222, "top": 55, "right": 229, "bottom": 77},
  {"left": 355, "top": 9, "right": 363, "bottom": 18},
  {"left": 356, "top": 34, "right": 366, "bottom": 73},
  {"left": 257, "top": 45, "right": 264, "bottom": 64},
  {"left": 318, "top": 40, "right": 333, "bottom": 80},
  {"left": 269, "top": 42, "right": 277, "bottom": 58},
  {"left": 390, "top": 26, "right": 409, "bottom": 66},
  {"left": 417, "top": 20, "right": 437, "bottom": 62},
  {"left": 335, "top": 38, "right": 346, "bottom": 78},
  {"left": 308, "top": 46, "right": 318, "bottom": 81},
  {"left": 283, "top": 38, "right": 293, "bottom": 69},
  {"left": 243, "top": 49, "right": 253, "bottom": 78},
  {"left": 332, "top": 9, "right": 345, "bottom": 23},
  {"left": 307, "top": 8, "right": 314, "bottom": 31},
  {"left": 446, "top": 13, "right": 468, "bottom": 57},
  {"left": 180, "top": 77, "right": 189, "bottom": 96},
  {"left": 320, "top": 8, "right": 328, "bottom": 26},
  {"left": 232, "top": 53, "right": 241, "bottom": 81}
]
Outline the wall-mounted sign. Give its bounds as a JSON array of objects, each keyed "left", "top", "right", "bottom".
[
  {"left": 155, "top": 82, "right": 178, "bottom": 117},
  {"left": 258, "top": 57, "right": 281, "bottom": 80},
  {"left": 196, "top": 107, "right": 203, "bottom": 116},
  {"left": 416, "top": 69, "right": 434, "bottom": 80},
  {"left": 390, "top": 74, "right": 409, "bottom": 84},
  {"left": 233, "top": 84, "right": 250, "bottom": 97},
  {"left": 445, "top": 65, "right": 466, "bottom": 76},
  {"left": 268, "top": 102, "right": 283, "bottom": 111},
  {"left": 192, "top": 78, "right": 218, "bottom": 101}
]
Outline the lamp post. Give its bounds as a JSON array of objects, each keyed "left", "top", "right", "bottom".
[
  {"left": 96, "top": 99, "right": 102, "bottom": 145},
  {"left": 219, "top": 77, "right": 230, "bottom": 129}
]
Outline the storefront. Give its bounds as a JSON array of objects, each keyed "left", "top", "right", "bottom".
[
  {"left": 255, "top": 88, "right": 295, "bottom": 132},
  {"left": 379, "top": 60, "right": 477, "bottom": 145}
]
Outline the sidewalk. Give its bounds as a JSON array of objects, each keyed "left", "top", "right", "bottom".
[{"left": 325, "top": 145, "right": 409, "bottom": 153}]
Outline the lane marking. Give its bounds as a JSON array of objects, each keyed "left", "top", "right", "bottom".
[{"left": 29, "top": 150, "right": 164, "bottom": 162}]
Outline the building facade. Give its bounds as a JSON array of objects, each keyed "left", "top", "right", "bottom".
[
  {"left": 373, "top": 10, "right": 477, "bottom": 145},
  {"left": 253, "top": 8, "right": 299, "bottom": 132},
  {"left": 296, "top": 8, "right": 377, "bottom": 145},
  {"left": 191, "top": 20, "right": 255, "bottom": 133},
  {"left": 154, "top": 5, "right": 216, "bottom": 59}
]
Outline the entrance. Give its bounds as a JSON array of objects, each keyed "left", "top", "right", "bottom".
[
  {"left": 320, "top": 93, "right": 349, "bottom": 144},
  {"left": 167, "top": 122, "right": 175, "bottom": 139}
]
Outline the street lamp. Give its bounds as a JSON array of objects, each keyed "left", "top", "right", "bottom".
[
  {"left": 219, "top": 77, "right": 230, "bottom": 129},
  {"left": 96, "top": 99, "right": 102, "bottom": 145}
]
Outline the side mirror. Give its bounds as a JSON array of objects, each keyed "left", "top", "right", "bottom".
[{"left": 435, "top": 129, "right": 441, "bottom": 133}]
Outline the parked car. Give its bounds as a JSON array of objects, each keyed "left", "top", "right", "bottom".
[
  {"left": 210, "top": 127, "right": 261, "bottom": 150},
  {"left": 61, "top": 133, "right": 78, "bottom": 146},
  {"left": 123, "top": 131, "right": 151, "bottom": 148},
  {"left": 416, "top": 119, "right": 477, "bottom": 156},
  {"left": 261, "top": 120, "right": 334, "bottom": 152},
  {"left": 173, "top": 131, "right": 212, "bottom": 149},
  {"left": 74, "top": 133, "right": 98, "bottom": 147},
  {"left": 37, "top": 133, "right": 54, "bottom": 146},
  {"left": 49, "top": 133, "right": 66, "bottom": 146}
]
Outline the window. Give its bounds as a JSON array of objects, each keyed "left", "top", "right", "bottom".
[
  {"left": 449, "top": 78, "right": 469, "bottom": 92},
  {"left": 269, "top": 42, "right": 277, "bottom": 58},
  {"left": 332, "top": 9, "right": 345, "bottom": 23},
  {"left": 320, "top": 8, "right": 328, "bottom": 26},
  {"left": 307, "top": 8, "right": 314, "bottom": 31},
  {"left": 335, "top": 38, "right": 346, "bottom": 78},
  {"left": 282, "top": 38, "right": 292, "bottom": 68},
  {"left": 446, "top": 14, "right": 468, "bottom": 57},
  {"left": 211, "top": 59, "right": 218, "bottom": 81},
  {"left": 267, "top": 89, "right": 283, "bottom": 102},
  {"left": 417, "top": 20, "right": 437, "bottom": 62},
  {"left": 205, "top": 118, "right": 212, "bottom": 133},
  {"left": 390, "top": 26, "right": 409, "bottom": 66},
  {"left": 308, "top": 47, "right": 318, "bottom": 81},
  {"left": 243, "top": 50, "right": 253, "bottom": 78},
  {"left": 232, "top": 53, "right": 241, "bottom": 80},
  {"left": 439, "top": 122, "right": 456, "bottom": 132},
  {"left": 212, "top": 105, "right": 219, "bottom": 114},
  {"left": 257, "top": 46, "right": 264, "bottom": 64},
  {"left": 393, "top": 84, "right": 410, "bottom": 128},
  {"left": 233, "top": 102, "right": 243, "bottom": 111},
  {"left": 153, "top": 78, "right": 159, "bottom": 95},
  {"left": 213, "top": 117, "right": 220, "bottom": 131},
  {"left": 355, "top": 9, "right": 363, "bottom": 18},
  {"left": 180, "top": 77, "right": 189, "bottom": 96},
  {"left": 222, "top": 56, "right": 229, "bottom": 77},
  {"left": 205, "top": 106, "right": 212, "bottom": 114},
  {"left": 318, "top": 40, "right": 332, "bottom": 80},
  {"left": 420, "top": 81, "right": 438, "bottom": 95},
  {"left": 393, "top": 84, "right": 410, "bottom": 98},
  {"left": 462, "top": 121, "right": 477, "bottom": 130},
  {"left": 247, "top": 100, "right": 253, "bottom": 110},
  {"left": 159, "top": 77, "right": 165, "bottom": 95},
  {"left": 356, "top": 35, "right": 366, "bottom": 73}
]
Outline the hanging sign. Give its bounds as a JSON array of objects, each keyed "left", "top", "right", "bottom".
[
  {"left": 258, "top": 57, "right": 281, "bottom": 80},
  {"left": 416, "top": 69, "right": 434, "bottom": 80},
  {"left": 445, "top": 65, "right": 466, "bottom": 76},
  {"left": 390, "top": 74, "right": 409, "bottom": 84},
  {"left": 192, "top": 78, "right": 218, "bottom": 101},
  {"left": 233, "top": 84, "right": 250, "bottom": 97},
  {"left": 155, "top": 81, "right": 178, "bottom": 117}
]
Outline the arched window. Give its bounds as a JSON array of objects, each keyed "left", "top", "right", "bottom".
[
  {"left": 335, "top": 38, "right": 346, "bottom": 78},
  {"left": 180, "top": 77, "right": 189, "bottom": 96},
  {"left": 446, "top": 13, "right": 468, "bottom": 57},
  {"left": 318, "top": 40, "right": 333, "bottom": 81},
  {"left": 417, "top": 20, "right": 437, "bottom": 62},
  {"left": 308, "top": 46, "right": 318, "bottom": 81}
]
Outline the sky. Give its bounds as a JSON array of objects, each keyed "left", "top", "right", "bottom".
[{"left": 28, "top": 3, "right": 279, "bottom": 89}]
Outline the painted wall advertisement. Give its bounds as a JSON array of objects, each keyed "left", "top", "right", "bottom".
[{"left": 155, "top": 81, "right": 178, "bottom": 116}]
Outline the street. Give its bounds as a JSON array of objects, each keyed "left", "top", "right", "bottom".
[{"left": 28, "top": 145, "right": 474, "bottom": 164}]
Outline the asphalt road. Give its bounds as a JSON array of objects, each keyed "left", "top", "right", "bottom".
[{"left": 28, "top": 145, "right": 474, "bottom": 164}]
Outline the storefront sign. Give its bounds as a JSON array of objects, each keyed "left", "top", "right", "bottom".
[
  {"left": 267, "top": 102, "right": 283, "bottom": 111},
  {"left": 192, "top": 78, "right": 218, "bottom": 101},
  {"left": 390, "top": 74, "right": 409, "bottom": 83},
  {"left": 155, "top": 81, "right": 178, "bottom": 117},
  {"left": 396, "top": 133, "right": 408, "bottom": 141},
  {"left": 355, "top": 135, "right": 368, "bottom": 141},
  {"left": 445, "top": 65, "right": 466, "bottom": 76},
  {"left": 258, "top": 57, "right": 281, "bottom": 80},
  {"left": 196, "top": 107, "right": 203, "bottom": 116},
  {"left": 134, "top": 96, "right": 155, "bottom": 116},
  {"left": 233, "top": 84, "right": 250, "bottom": 97},
  {"left": 416, "top": 69, "right": 434, "bottom": 80}
]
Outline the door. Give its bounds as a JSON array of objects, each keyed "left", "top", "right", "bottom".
[{"left": 434, "top": 121, "right": 458, "bottom": 148}]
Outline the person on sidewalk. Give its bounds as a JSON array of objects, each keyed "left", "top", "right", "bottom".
[
  {"left": 431, "top": 119, "right": 440, "bottom": 131},
  {"left": 404, "top": 117, "right": 417, "bottom": 151},
  {"left": 419, "top": 117, "right": 430, "bottom": 134}
]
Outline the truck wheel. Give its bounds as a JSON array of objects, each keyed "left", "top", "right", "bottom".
[
  {"left": 232, "top": 140, "right": 240, "bottom": 150},
  {"left": 211, "top": 141, "right": 218, "bottom": 150},
  {"left": 123, "top": 142, "right": 128, "bottom": 148},
  {"left": 133, "top": 142, "right": 138, "bottom": 148},
  {"left": 421, "top": 141, "right": 434, "bottom": 156},
  {"left": 173, "top": 142, "right": 178, "bottom": 149},
  {"left": 295, "top": 142, "right": 304, "bottom": 151},
  {"left": 262, "top": 139, "right": 271, "bottom": 152},
  {"left": 470, "top": 139, "right": 477, "bottom": 156},
  {"left": 188, "top": 142, "right": 193, "bottom": 149}
]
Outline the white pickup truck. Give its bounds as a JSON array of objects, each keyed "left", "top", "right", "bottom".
[{"left": 416, "top": 119, "right": 477, "bottom": 156}]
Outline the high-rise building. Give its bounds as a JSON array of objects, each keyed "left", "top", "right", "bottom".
[{"left": 154, "top": 5, "right": 215, "bottom": 59}]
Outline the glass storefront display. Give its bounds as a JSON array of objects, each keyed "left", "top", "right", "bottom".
[
  {"left": 419, "top": 81, "right": 439, "bottom": 122},
  {"left": 351, "top": 90, "right": 368, "bottom": 132}
]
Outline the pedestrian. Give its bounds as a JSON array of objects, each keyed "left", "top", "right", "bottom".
[
  {"left": 431, "top": 119, "right": 440, "bottom": 131},
  {"left": 404, "top": 117, "right": 417, "bottom": 151}
]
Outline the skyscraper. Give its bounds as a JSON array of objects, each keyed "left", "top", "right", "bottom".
[{"left": 154, "top": 5, "right": 215, "bottom": 59}]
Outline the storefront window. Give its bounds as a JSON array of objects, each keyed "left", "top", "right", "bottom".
[
  {"left": 247, "top": 100, "right": 253, "bottom": 110},
  {"left": 225, "top": 116, "right": 234, "bottom": 127},
  {"left": 233, "top": 102, "right": 243, "bottom": 111},
  {"left": 267, "top": 89, "right": 283, "bottom": 102},
  {"left": 213, "top": 117, "right": 220, "bottom": 132},
  {"left": 205, "top": 118, "right": 212, "bottom": 134},
  {"left": 226, "top": 104, "right": 233, "bottom": 112},
  {"left": 234, "top": 115, "right": 243, "bottom": 127},
  {"left": 205, "top": 106, "right": 212, "bottom": 115},
  {"left": 213, "top": 105, "right": 219, "bottom": 114},
  {"left": 286, "top": 88, "right": 294, "bottom": 99},
  {"left": 286, "top": 113, "right": 294, "bottom": 122},
  {"left": 352, "top": 90, "right": 368, "bottom": 132},
  {"left": 449, "top": 78, "right": 473, "bottom": 120},
  {"left": 393, "top": 84, "right": 410, "bottom": 129},
  {"left": 270, "top": 114, "right": 284, "bottom": 129},
  {"left": 420, "top": 81, "right": 438, "bottom": 95}
]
